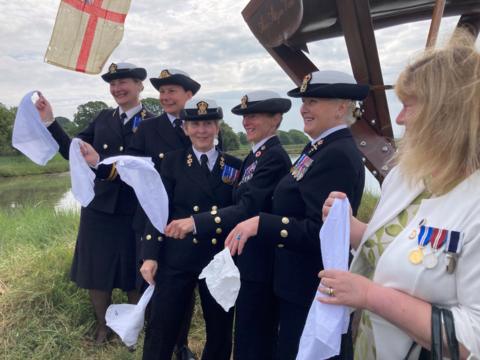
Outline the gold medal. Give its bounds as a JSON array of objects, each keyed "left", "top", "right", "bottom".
[{"left": 409, "top": 247, "right": 424, "bottom": 264}]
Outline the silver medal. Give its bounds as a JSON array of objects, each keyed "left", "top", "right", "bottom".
[
  {"left": 445, "top": 253, "right": 457, "bottom": 274},
  {"left": 423, "top": 252, "right": 438, "bottom": 269}
]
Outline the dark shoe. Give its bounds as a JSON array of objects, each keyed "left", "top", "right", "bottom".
[
  {"left": 175, "top": 345, "right": 196, "bottom": 360},
  {"left": 94, "top": 323, "right": 112, "bottom": 345}
]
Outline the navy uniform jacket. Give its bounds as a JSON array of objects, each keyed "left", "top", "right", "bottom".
[
  {"left": 97, "top": 113, "right": 191, "bottom": 230},
  {"left": 128, "top": 113, "right": 191, "bottom": 173},
  {"left": 48, "top": 107, "right": 153, "bottom": 215},
  {"left": 258, "top": 128, "right": 365, "bottom": 306},
  {"left": 193, "top": 136, "right": 291, "bottom": 282},
  {"left": 141, "top": 147, "right": 242, "bottom": 272}
]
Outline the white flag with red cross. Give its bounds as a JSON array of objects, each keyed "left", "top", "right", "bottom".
[{"left": 44, "top": 0, "right": 132, "bottom": 74}]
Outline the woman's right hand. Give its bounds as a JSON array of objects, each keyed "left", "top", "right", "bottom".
[
  {"left": 79, "top": 141, "right": 100, "bottom": 168},
  {"left": 322, "top": 191, "right": 348, "bottom": 221},
  {"left": 34, "top": 92, "right": 54, "bottom": 125},
  {"left": 140, "top": 260, "right": 158, "bottom": 285}
]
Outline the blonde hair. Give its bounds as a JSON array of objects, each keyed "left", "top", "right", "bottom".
[
  {"left": 395, "top": 29, "right": 480, "bottom": 195},
  {"left": 343, "top": 100, "right": 357, "bottom": 126}
]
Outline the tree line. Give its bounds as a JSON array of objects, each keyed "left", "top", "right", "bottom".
[{"left": 0, "top": 98, "right": 308, "bottom": 155}]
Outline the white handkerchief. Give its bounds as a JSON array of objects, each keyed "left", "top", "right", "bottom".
[
  {"left": 198, "top": 248, "right": 241, "bottom": 312},
  {"left": 69, "top": 138, "right": 95, "bottom": 207},
  {"left": 105, "top": 285, "right": 154, "bottom": 347},
  {"left": 12, "top": 91, "right": 59, "bottom": 165},
  {"left": 297, "top": 198, "right": 351, "bottom": 360},
  {"left": 100, "top": 156, "right": 169, "bottom": 233}
]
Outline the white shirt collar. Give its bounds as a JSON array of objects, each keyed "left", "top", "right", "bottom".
[
  {"left": 310, "top": 124, "right": 347, "bottom": 145},
  {"left": 119, "top": 103, "right": 143, "bottom": 123},
  {"left": 167, "top": 112, "right": 183, "bottom": 125},
  {"left": 192, "top": 146, "right": 218, "bottom": 171},
  {"left": 252, "top": 134, "right": 276, "bottom": 154}
]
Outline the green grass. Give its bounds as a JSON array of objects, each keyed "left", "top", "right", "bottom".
[
  {"left": 0, "top": 191, "right": 378, "bottom": 360},
  {"left": 0, "top": 205, "right": 206, "bottom": 360},
  {"left": 0, "top": 154, "right": 68, "bottom": 177}
]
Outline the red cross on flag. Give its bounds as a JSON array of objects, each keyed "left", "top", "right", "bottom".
[{"left": 44, "top": 0, "right": 132, "bottom": 74}]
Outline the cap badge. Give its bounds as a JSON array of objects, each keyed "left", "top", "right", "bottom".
[
  {"left": 240, "top": 95, "right": 248, "bottom": 109},
  {"left": 197, "top": 101, "right": 209, "bottom": 115},
  {"left": 160, "top": 69, "right": 171, "bottom": 78},
  {"left": 300, "top": 73, "right": 312, "bottom": 93},
  {"left": 108, "top": 63, "right": 117, "bottom": 74}
]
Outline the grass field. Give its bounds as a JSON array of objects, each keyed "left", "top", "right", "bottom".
[
  {"left": 0, "top": 190, "right": 379, "bottom": 360},
  {"left": 0, "top": 154, "right": 69, "bottom": 177}
]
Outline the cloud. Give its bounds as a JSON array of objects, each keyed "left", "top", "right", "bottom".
[{"left": 0, "top": 0, "right": 475, "bottom": 135}]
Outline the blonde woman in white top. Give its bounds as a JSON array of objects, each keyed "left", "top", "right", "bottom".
[{"left": 320, "top": 30, "right": 480, "bottom": 359}]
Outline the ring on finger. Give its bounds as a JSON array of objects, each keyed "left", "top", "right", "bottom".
[
  {"left": 327, "top": 287, "right": 335, "bottom": 297},
  {"left": 235, "top": 233, "right": 242, "bottom": 241}
]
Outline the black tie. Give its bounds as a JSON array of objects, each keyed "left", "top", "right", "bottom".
[
  {"left": 200, "top": 154, "right": 210, "bottom": 177},
  {"left": 173, "top": 118, "right": 183, "bottom": 128},
  {"left": 173, "top": 118, "right": 189, "bottom": 145},
  {"left": 120, "top": 112, "right": 128, "bottom": 125}
]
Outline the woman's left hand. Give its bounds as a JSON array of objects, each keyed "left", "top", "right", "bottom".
[
  {"left": 318, "top": 269, "right": 376, "bottom": 309},
  {"left": 225, "top": 216, "right": 259, "bottom": 256},
  {"left": 165, "top": 217, "right": 194, "bottom": 239}
]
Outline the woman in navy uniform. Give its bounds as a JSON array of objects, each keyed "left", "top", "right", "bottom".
[
  {"left": 96, "top": 68, "right": 199, "bottom": 359},
  {"left": 166, "top": 90, "right": 292, "bottom": 359},
  {"left": 226, "top": 71, "right": 367, "bottom": 359},
  {"left": 140, "top": 99, "right": 242, "bottom": 360},
  {"left": 34, "top": 62, "right": 153, "bottom": 344}
]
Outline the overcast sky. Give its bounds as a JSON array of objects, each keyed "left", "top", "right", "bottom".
[{"left": 0, "top": 0, "right": 471, "bottom": 135}]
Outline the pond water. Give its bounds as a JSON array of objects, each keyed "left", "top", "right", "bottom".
[
  {"left": 0, "top": 173, "right": 79, "bottom": 212},
  {"left": 0, "top": 161, "right": 380, "bottom": 211}
]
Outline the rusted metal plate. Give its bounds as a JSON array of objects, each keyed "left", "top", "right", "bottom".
[
  {"left": 243, "top": 0, "right": 480, "bottom": 51},
  {"left": 242, "top": 0, "right": 304, "bottom": 48},
  {"left": 242, "top": 0, "right": 480, "bottom": 182}
]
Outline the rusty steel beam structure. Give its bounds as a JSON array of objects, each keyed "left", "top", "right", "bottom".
[{"left": 242, "top": 0, "right": 480, "bottom": 183}]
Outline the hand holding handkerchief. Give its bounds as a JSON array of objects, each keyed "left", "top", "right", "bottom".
[
  {"left": 12, "top": 91, "right": 59, "bottom": 165},
  {"left": 198, "top": 248, "right": 241, "bottom": 312},
  {"left": 69, "top": 138, "right": 95, "bottom": 207},
  {"left": 297, "top": 198, "right": 351, "bottom": 360}
]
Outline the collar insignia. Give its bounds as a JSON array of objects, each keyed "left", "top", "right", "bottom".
[{"left": 300, "top": 73, "right": 312, "bottom": 93}]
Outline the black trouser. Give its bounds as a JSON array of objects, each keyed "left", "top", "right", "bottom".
[
  {"left": 234, "top": 280, "right": 278, "bottom": 359},
  {"left": 275, "top": 298, "right": 353, "bottom": 360},
  {"left": 136, "top": 232, "right": 193, "bottom": 350},
  {"left": 143, "top": 265, "right": 233, "bottom": 360}
]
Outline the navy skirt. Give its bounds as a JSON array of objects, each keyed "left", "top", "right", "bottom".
[{"left": 70, "top": 207, "right": 136, "bottom": 291}]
